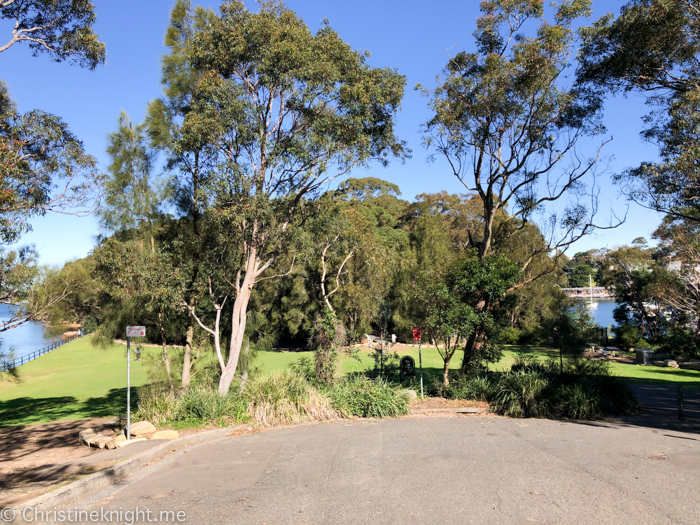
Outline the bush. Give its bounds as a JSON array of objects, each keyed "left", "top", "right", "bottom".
[
  {"left": 440, "top": 374, "right": 493, "bottom": 401},
  {"left": 135, "top": 384, "right": 250, "bottom": 426},
  {"left": 490, "top": 370, "right": 551, "bottom": 418},
  {"left": 486, "top": 358, "right": 637, "bottom": 420},
  {"left": 591, "top": 375, "right": 638, "bottom": 415},
  {"left": 135, "top": 384, "right": 180, "bottom": 425},
  {"left": 245, "top": 370, "right": 338, "bottom": 427},
  {"left": 554, "top": 383, "right": 600, "bottom": 420},
  {"left": 500, "top": 327, "right": 522, "bottom": 345},
  {"left": 328, "top": 374, "right": 409, "bottom": 418},
  {"left": 178, "top": 386, "right": 249, "bottom": 422}
]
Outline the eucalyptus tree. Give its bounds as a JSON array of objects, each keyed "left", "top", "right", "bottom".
[
  {"left": 179, "top": 1, "right": 406, "bottom": 394},
  {"left": 0, "top": 0, "right": 105, "bottom": 67},
  {"left": 422, "top": 0, "right": 617, "bottom": 371},
  {"left": 577, "top": 0, "right": 700, "bottom": 222},
  {"left": 146, "top": 0, "right": 219, "bottom": 389},
  {"left": 0, "top": 0, "right": 105, "bottom": 245}
]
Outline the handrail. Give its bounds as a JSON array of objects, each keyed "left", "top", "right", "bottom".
[{"left": 0, "top": 332, "right": 88, "bottom": 372}]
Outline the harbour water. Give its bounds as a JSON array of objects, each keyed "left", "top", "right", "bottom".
[
  {"left": 578, "top": 298, "right": 617, "bottom": 328},
  {"left": 0, "top": 303, "right": 53, "bottom": 362}
]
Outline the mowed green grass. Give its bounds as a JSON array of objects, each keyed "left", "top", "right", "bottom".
[
  {"left": 3, "top": 338, "right": 700, "bottom": 426},
  {"left": 0, "top": 336, "right": 156, "bottom": 426}
]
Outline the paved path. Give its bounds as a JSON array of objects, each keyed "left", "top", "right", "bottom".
[
  {"left": 623, "top": 384, "right": 700, "bottom": 433},
  {"left": 53, "top": 416, "right": 700, "bottom": 525}
]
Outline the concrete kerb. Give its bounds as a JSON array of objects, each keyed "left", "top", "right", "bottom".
[
  {"left": 9, "top": 425, "right": 249, "bottom": 523},
  {"left": 410, "top": 407, "right": 491, "bottom": 414}
]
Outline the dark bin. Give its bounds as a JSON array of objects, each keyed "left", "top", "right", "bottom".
[{"left": 635, "top": 349, "right": 654, "bottom": 365}]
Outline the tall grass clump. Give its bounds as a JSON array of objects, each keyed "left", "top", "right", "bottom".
[
  {"left": 490, "top": 370, "right": 551, "bottom": 418},
  {"left": 328, "top": 374, "right": 410, "bottom": 418},
  {"left": 177, "top": 386, "right": 249, "bottom": 422},
  {"left": 135, "top": 384, "right": 249, "bottom": 426},
  {"left": 245, "top": 370, "right": 338, "bottom": 427},
  {"left": 438, "top": 374, "right": 493, "bottom": 401}
]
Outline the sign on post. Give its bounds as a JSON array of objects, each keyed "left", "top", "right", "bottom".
[
  {"left": 126, "top": 326, "right": 146, "bottom": 337},
  {"left": 413, "top": 327, "right": 421, "bottom": 341},
  {"left": 125, "top": 326, "right": 146, "bottom": 440},
  {"left": 413, "top": 327, "right": 423, "bottom": 399}
]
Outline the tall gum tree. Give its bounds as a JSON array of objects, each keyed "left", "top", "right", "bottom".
[
  {"left": 577, "top": 0, "right": 700, "bottom": 222},
  {"left": 421, "top": 0, "right": 621, "bottom": 372},
  {"left": 146, "top": 0, "right": 220, "bottom": 389},
  {"left": 185, "top": 0, "right": 406, "bottom": 394}
]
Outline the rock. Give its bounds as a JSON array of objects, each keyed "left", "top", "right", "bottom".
[
  {"left": 405, "top": 390, "right": 418, "bottom": 401},
  {"left": 653, "top": 353, "right": 672, "bottom": 360},
  {"left": 115, "top": 438, "right": 147, "bottom": 448},
  {"left": 83, "top": 433, "right": 104, "bottom": 447},
  {"left": 151, "top": 430, "right": 179, "bottom": 440},
  {"left": 79, "top": 428, "right": 95, "bottom": 445},
  {"left": 105, "top": 434, "right": 127, "bottom": 449},
  {"left": 129, "top": 421, "right": 156, "bottom": 436},
  {"left": 93, "top": 434, "right": 113, "bottom": 449},
  {"left": 663, "top": 359, "right": 679, "bottom": 368},
  {"left": 680, "top": 362, "right": 700, "bottom": 370},
  {"left": 653, "top": 361, "right": 666, "bottom": 367}
]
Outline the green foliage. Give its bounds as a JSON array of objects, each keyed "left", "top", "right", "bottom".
[
  {"left": 245, "top": 370, "right": 338, "bottom": 427},
  {"left": 490, "top": 370, "right": 551, "bottom": 418},
  {"left": 566, "top": 264, "right": 596, "bottom": 288},
  {"left": 0, "top": 0, "right": 106, "bottom": 69},
  {"left": 100, "top": 111, "right": 162, "bottom": 236},
  {"left": 0, "top": 81, "right": 104, "bottom": 245},
  {"left": 309, "top": 308, "right": 345, "bottom": 384},
  {"left": 554, "top": 383, "right": 600, "bottom": 420},
  {"left": 500, "top": 327, "right": 522, "bottom": 345},
  {"left": 437, "top": 373, "right": 493, "bottom": 402},
  {"left": 577, "top": 0, "right": 700, "bottom": 220},
  {"left": 326, "top": 374, "right": 409, "bottom": 418},
  {"left": 135, "top": 384, "right": 249, "bottom": 426}
]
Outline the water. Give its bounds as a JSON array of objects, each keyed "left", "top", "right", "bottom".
[
  {"left": 577, "top": 298, "right": 617, "bottom": 328},
  {"left": 0, "top": 303, "right": 54, "bottom": 362}
]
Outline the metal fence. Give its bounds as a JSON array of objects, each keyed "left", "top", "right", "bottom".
[{"left": 0, "top": 333, "right": 84, "bottom": 372}]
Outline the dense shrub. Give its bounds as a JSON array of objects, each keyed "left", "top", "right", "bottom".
[
  {"left": 135, "top": 384, "right": 249, "bottom": 425},
  {"left": 554, "top": 383, "right": 600, "bottom": 420},
  {"left": 245, "top": 370, "right": 338, "bottom": 427},
  {"left": 490, "top": 370, "right": 551, "bottom": 418},
  {"left": 439, "top": 374, "right": 493, "bottom": 401},
  {"left": 328, "top": 374, "right": 409, "bottom": 418},
  {"left": 178, "top": 386, "right": 249, "bottom": 422},
  {"left": 500, "top": 327, "right": 522, "bottom": 345},
  {"left": 487, "top": 358, "right": 637, "bottom": 420}
]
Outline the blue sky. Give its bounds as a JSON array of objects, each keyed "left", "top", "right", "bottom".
[{"left": 0, "top": 0, "right": 663, "bottom": 266}]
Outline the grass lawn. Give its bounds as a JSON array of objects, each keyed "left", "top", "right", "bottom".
[
  {"left": 3, "top": 337, "right": 700, "bottom": 426},
  {"left": 0, "top": 336, "right": 156, "bottom": 426}
]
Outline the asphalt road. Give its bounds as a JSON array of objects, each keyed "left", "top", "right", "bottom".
[{"left": 55, "top": 415, "right": 700, "bottom": 525}]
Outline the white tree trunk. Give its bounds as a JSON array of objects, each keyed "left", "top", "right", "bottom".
[{"left": 217, "top": 253, "right": 257, "bottom": 395}]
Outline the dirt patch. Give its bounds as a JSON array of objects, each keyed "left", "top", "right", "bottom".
[
  {"left": 0, "top": 418, "right": 118, "bottom": 506},
  {"left": 410, "top": 397, "right": 489, "bottom": 410}
]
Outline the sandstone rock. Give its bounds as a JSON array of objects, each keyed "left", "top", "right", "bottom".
[
  {"left": 653, "top": 353, "right": 672, "bottom": 360},
  {"left": 79, "top": 428, "right": 95, "bottom": 445},
  {"left": 405, "top": 390, "right": 418, "bottom": 401},
  {"left": 93, "top": 434, "right": 113, "bottom": 449},
  {"left": 151, "top": 430, "right": 179, "bottom": 440},
  {"left": 680, "top": 362, "right": 700, "bottom": 370},
  {"left": 105, "top": 434, "right": 127, "bottom": 450},
  {"left": 115, "top": 438, "right": 147, "bottom": 448},
  {"left": 663, "top": 359, "right": 679, "bottom": 368},
  {"left": 129, "top": 421, "right": 156, "bottom": 436},
  {"left": 653, "top": 361, "right": 665, "bottom": 367}
]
